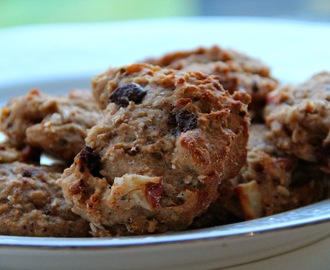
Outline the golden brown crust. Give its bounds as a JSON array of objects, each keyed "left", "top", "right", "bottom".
[
  {"left": 60, "top": 63, "right": 250, "bottom": 236},
  {"left": 144, "top": 45, "right": 278, "bottom": 121}
]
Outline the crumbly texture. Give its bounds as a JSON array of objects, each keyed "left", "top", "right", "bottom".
[
  {"left": 191, "top": 124, "right": 329, "bottom": 228},
  {"left": 265, "top": 72, "right": 330, "bottom": 171},
  {"left": 144, "top": 46, "right": 278, "bottom": 121},
  {"left": 60, "top": 63, "right": 250, "bottom": 236},
  {"left": 0, "top": 89, "right": 101, "bottom": 161},
  {"left": 0, "top": 162, "right": 90, "bottom": 237}
]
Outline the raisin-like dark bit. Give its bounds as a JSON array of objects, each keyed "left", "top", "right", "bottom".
[
  {"left": 21, "top": 168, "right": 40, "bottom": 178},
  {"left": 22, "top": 169, "right": 32, "bottom": 178},
  {"left": 78, "top": 146, "right": 103, "bottom": 178},
  {"left": 109, "top": 82, "right": 146, "bottom": 107},
  {"left": 43, "top": 209, "right": 51, "bottom": 215},
  {"left": 20, "top": 145, "right": 41, "bottom": 162},
  {"left": 168, "top": 109, "right": 197, "bottom": 135},
  {"left": 252, "top": 81, "right": 259, "bottom": 92},
  {"left": 238, "top": 110, "right": 246, "bottom": 117}
]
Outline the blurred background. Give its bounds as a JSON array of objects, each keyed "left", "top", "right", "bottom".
[{"left": 0, "top": 0, "right": 330, "bottom": 28}]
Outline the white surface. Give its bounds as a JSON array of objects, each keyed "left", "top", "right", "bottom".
[
  {"left": 223, "top": 236, "right": 330, "bottom": 270},
  {"left": 0, "top": 17, "right": 330, "bottom": 270},
  {"left": 0, "top": 16, "right": 330, "bottom": 87}
]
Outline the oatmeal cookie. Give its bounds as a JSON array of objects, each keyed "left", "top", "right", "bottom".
[
  {"left": 0, "top": 89, "right": 101, "bottom": 161},
  {"left": 0, "top": 162, "right": 90, "bottom": 237},
  {"left": 265, "top": 72, "right": 330, "bottom": 170},
  {"left": 144, "top": 45, "right": 278, "bottom": 120},
  {"left": 191, "top": 124, "right": 329, "bottom": 228},
  {"left": 60, "top": 63, "right": 250, "bottom": 236}
]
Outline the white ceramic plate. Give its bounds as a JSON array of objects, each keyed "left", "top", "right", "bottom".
[{"left": 0, "top": 17, "right": 330, "bottom": 270}]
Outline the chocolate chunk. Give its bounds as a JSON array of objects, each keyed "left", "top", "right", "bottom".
[
  {"left": 169, "top": 109, "right": 197, "bottom": 135},
  {"left": 22, "top": 169, "right": 32, "bottom": 178},
  {"left": 109, "top": 82, "right": 146, "bottom": 107},
  {"left": 79, "top": 146, "right": 102, "bottom": 178},
  {"left": 238, "top": 110, "right": 246, "bottom": 117},
  {"left": 21, "top": 168, "right": 39, "bottom": 178}
]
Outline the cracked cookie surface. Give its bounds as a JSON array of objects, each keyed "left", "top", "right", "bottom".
[
  {"left": 144, "top": 45, "right": 278, "bottom": 121},
  {"left": 60, "top": 63, "right": 250, "bottom": 236}
]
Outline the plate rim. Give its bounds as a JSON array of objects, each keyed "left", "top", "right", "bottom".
[{"left": 1, "top": 199, "right": 330, "bottom": 249}]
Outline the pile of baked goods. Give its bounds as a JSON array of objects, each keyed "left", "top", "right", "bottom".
[{"left": 0, "top": 46, "right": 329, "bottom": 237}]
